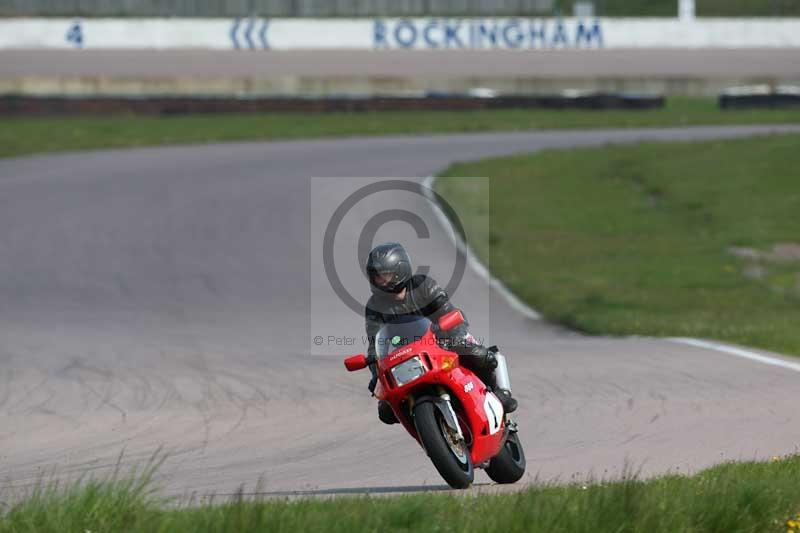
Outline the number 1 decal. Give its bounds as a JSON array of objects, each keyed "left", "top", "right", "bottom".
[{"left": 484, "top": 393, "right": 504, "bottom": 434}]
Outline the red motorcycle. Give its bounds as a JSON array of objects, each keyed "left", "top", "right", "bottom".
[{"left": 344, "top": 309, "right": 525, "bottom": 489}]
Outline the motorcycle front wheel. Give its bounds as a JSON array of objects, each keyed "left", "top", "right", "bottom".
[{"left": 414, "top": 401, "right": 474, "bottom": 489}]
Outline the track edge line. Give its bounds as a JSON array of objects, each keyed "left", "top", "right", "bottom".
[
  {"left": 666, "top": 337, "right": 800, "bottom": 373},
  {"left": 421, "top": 175, "right": 541, "bottom": 321}
]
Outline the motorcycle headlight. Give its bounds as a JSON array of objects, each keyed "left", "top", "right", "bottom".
[{"left": 390, "top": 356, "right": 426, "bottom": 386}]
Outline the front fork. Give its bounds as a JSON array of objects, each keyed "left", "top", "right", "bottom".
[{"left": 410, "top": 386, "right": 464, "bottom": 440}]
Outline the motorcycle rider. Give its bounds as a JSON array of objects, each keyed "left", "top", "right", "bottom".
[{"left": 364, "top": 242, "right": 517, "bottom": 425}]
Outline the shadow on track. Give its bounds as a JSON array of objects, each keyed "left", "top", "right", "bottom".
[{"left": 202, "top": 483, "right": 498, "bottom": 499}]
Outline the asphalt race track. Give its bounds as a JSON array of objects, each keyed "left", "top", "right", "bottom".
[{"left": 1, "top": 125, "right": 800, "bottom": 498}]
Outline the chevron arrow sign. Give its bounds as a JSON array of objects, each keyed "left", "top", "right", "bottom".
[{"left": 230, "top": 18, "right": 269, "bottom": 50}]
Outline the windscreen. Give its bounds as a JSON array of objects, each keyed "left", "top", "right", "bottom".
[{"left": 375, "top": 315, "right": 432, "bottom": 360}]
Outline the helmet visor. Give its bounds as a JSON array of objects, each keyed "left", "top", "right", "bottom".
[{"left": 370, "top": 269, "right": 399, "bottom": 289}]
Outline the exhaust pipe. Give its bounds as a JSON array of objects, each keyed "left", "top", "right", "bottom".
[{"left": 494, "top": 352, "right": 512, "bottom": 391}]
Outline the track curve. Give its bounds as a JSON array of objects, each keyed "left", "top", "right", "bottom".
[{"left": 1, "top": 125, "right": 799, "bottom": 497}]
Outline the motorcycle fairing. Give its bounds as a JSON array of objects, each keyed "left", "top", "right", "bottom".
[{"left": 374, "top": 327, "right": 507, "bottom": 465}]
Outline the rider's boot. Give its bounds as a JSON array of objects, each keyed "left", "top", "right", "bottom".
[
  {"left": 377, "top": 400, "right": 398, "bottom": 424},
  {"left": 477, "top": 366, "right": 518, "bottom": 413},
  {"left": 492, "top": 386, "right": 518, "bottom": 414}
]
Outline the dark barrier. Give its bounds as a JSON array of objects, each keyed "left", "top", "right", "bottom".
[
  {"left": 719, "top": 92, "right": 800, "bottom": 110},
  {"left": 0, "top": 93, "right": 665, "bottom": 116}
]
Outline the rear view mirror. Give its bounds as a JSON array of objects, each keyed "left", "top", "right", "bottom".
[
  {"left": 438, "top": 309, "right": 465, "bottom": 331},
  {"left": 344, "top": 354, "right": 368, "bottom": 371}
]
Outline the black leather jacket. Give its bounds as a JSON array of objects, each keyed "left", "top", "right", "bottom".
[{"left": 364, "top": 274, "right": 458, "bottom": 360}]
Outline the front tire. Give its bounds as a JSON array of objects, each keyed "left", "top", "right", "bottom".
[
  {"left": 486, "top": 432, "right": 526, "bottom": 484},
  {"left": 414, "top": 401, "right": 474, "bottom": 489}
]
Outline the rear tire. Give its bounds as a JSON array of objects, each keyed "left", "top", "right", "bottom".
[
  {"left": 414, "top": 401, "right": 474, "bottom": 489},
  {"left": 486, "top": 432, "right": 526, "bottom": 484}
]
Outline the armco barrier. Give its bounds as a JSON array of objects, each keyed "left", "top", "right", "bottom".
[
  {"left": 2, "top": 18, "right": 800, "bottom": 50},
  {"left": 0, "top": 93, "right": 665, "bottom": 116},
  {"left": 719, "top": 89, "right": 800, "bottom": 109}
]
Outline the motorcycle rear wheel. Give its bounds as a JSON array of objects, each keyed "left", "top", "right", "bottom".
[
  {"left": 486, "top": 431, "right": 526, "bottom": 484},
  {"left": 414, "top": 401, "right": 474, "bottom": 489}
]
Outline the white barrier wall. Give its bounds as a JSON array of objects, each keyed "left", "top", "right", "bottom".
[{"left": 1, "top": 17, "right": 800, "bottom": 50}]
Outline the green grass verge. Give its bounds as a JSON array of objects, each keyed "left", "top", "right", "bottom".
[
  {"left": 2, "top": 457, "right": 800, "bottom": 532},
  {"left": 437, "top": 133, "right": 800, "bottom": 355},
  {"left": 3, "top": 98, "right": 800, "bottom": 159}
]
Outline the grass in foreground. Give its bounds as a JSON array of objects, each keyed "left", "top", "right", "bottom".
[
  {"left": 2, "top": 98, "right": 800, "bottom": 159},
  {"left": 2, "top": 456, "right": 800, "bottom": 532},
  {"left": 437, "top": 133, "right": 800, "bottom": 355}
]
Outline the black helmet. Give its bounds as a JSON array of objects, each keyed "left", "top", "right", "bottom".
[{"left": 366, "top": 242, "right": 412, "bottom": 294}]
